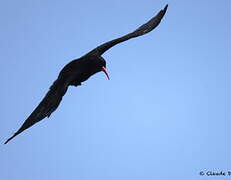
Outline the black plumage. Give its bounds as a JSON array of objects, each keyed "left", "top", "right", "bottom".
[{"left": 4, "top": 5, "right": 168, "bottom": 144}]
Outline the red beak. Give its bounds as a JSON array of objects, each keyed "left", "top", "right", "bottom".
[{"left": 102, "top": 66, "right": 110, "bottom": 80}]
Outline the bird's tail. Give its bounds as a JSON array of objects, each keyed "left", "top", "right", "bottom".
[{"left": 4, "top": 78, "right": 69, "bottom": 144}]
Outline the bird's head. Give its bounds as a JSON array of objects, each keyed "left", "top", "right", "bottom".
[
  {"left": 87, "top": 55, "right": 110, "bottom": 80},
  {"left": 94, "top": 56, "right": 110, "bottom": 80},
  {"left": 99, "top": 56, "right": 110, "bottom": 80}
]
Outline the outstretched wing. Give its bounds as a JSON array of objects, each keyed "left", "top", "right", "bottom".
[
  {"left": 88, "top": 4, "right": 168, "bottom": 56},
  {"left": 4, "top": 77, "right": 70, "bottom": 144}
]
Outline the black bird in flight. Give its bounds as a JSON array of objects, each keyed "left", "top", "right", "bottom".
[{"left": 5, "top": 5, "right": 168, "bottom": 144}]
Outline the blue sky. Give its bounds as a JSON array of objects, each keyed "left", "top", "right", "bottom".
[{"left": 0, "top": 0, "right": 231, "bottom": 180}]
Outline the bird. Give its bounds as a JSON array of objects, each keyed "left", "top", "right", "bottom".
[{"left": 4, "top": 4, "right": 168, "bottom": 144}]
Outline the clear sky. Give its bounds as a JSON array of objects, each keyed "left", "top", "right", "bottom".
[{"left": 0, "top": 0, "right": 231, "bottom": 180}]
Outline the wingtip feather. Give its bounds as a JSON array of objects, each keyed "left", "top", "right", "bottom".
[
  {"left": 4, "top": 132, "right": 19, "bottom": 144},
  {"left": 164, "top": 4, "right": 168, "bottom": 11},
  {"left": 4, "top": 136, "right": 14, "bottom": 144},
  {"left": 163, "top": 4, "right": 168, "bottom": 15}
]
